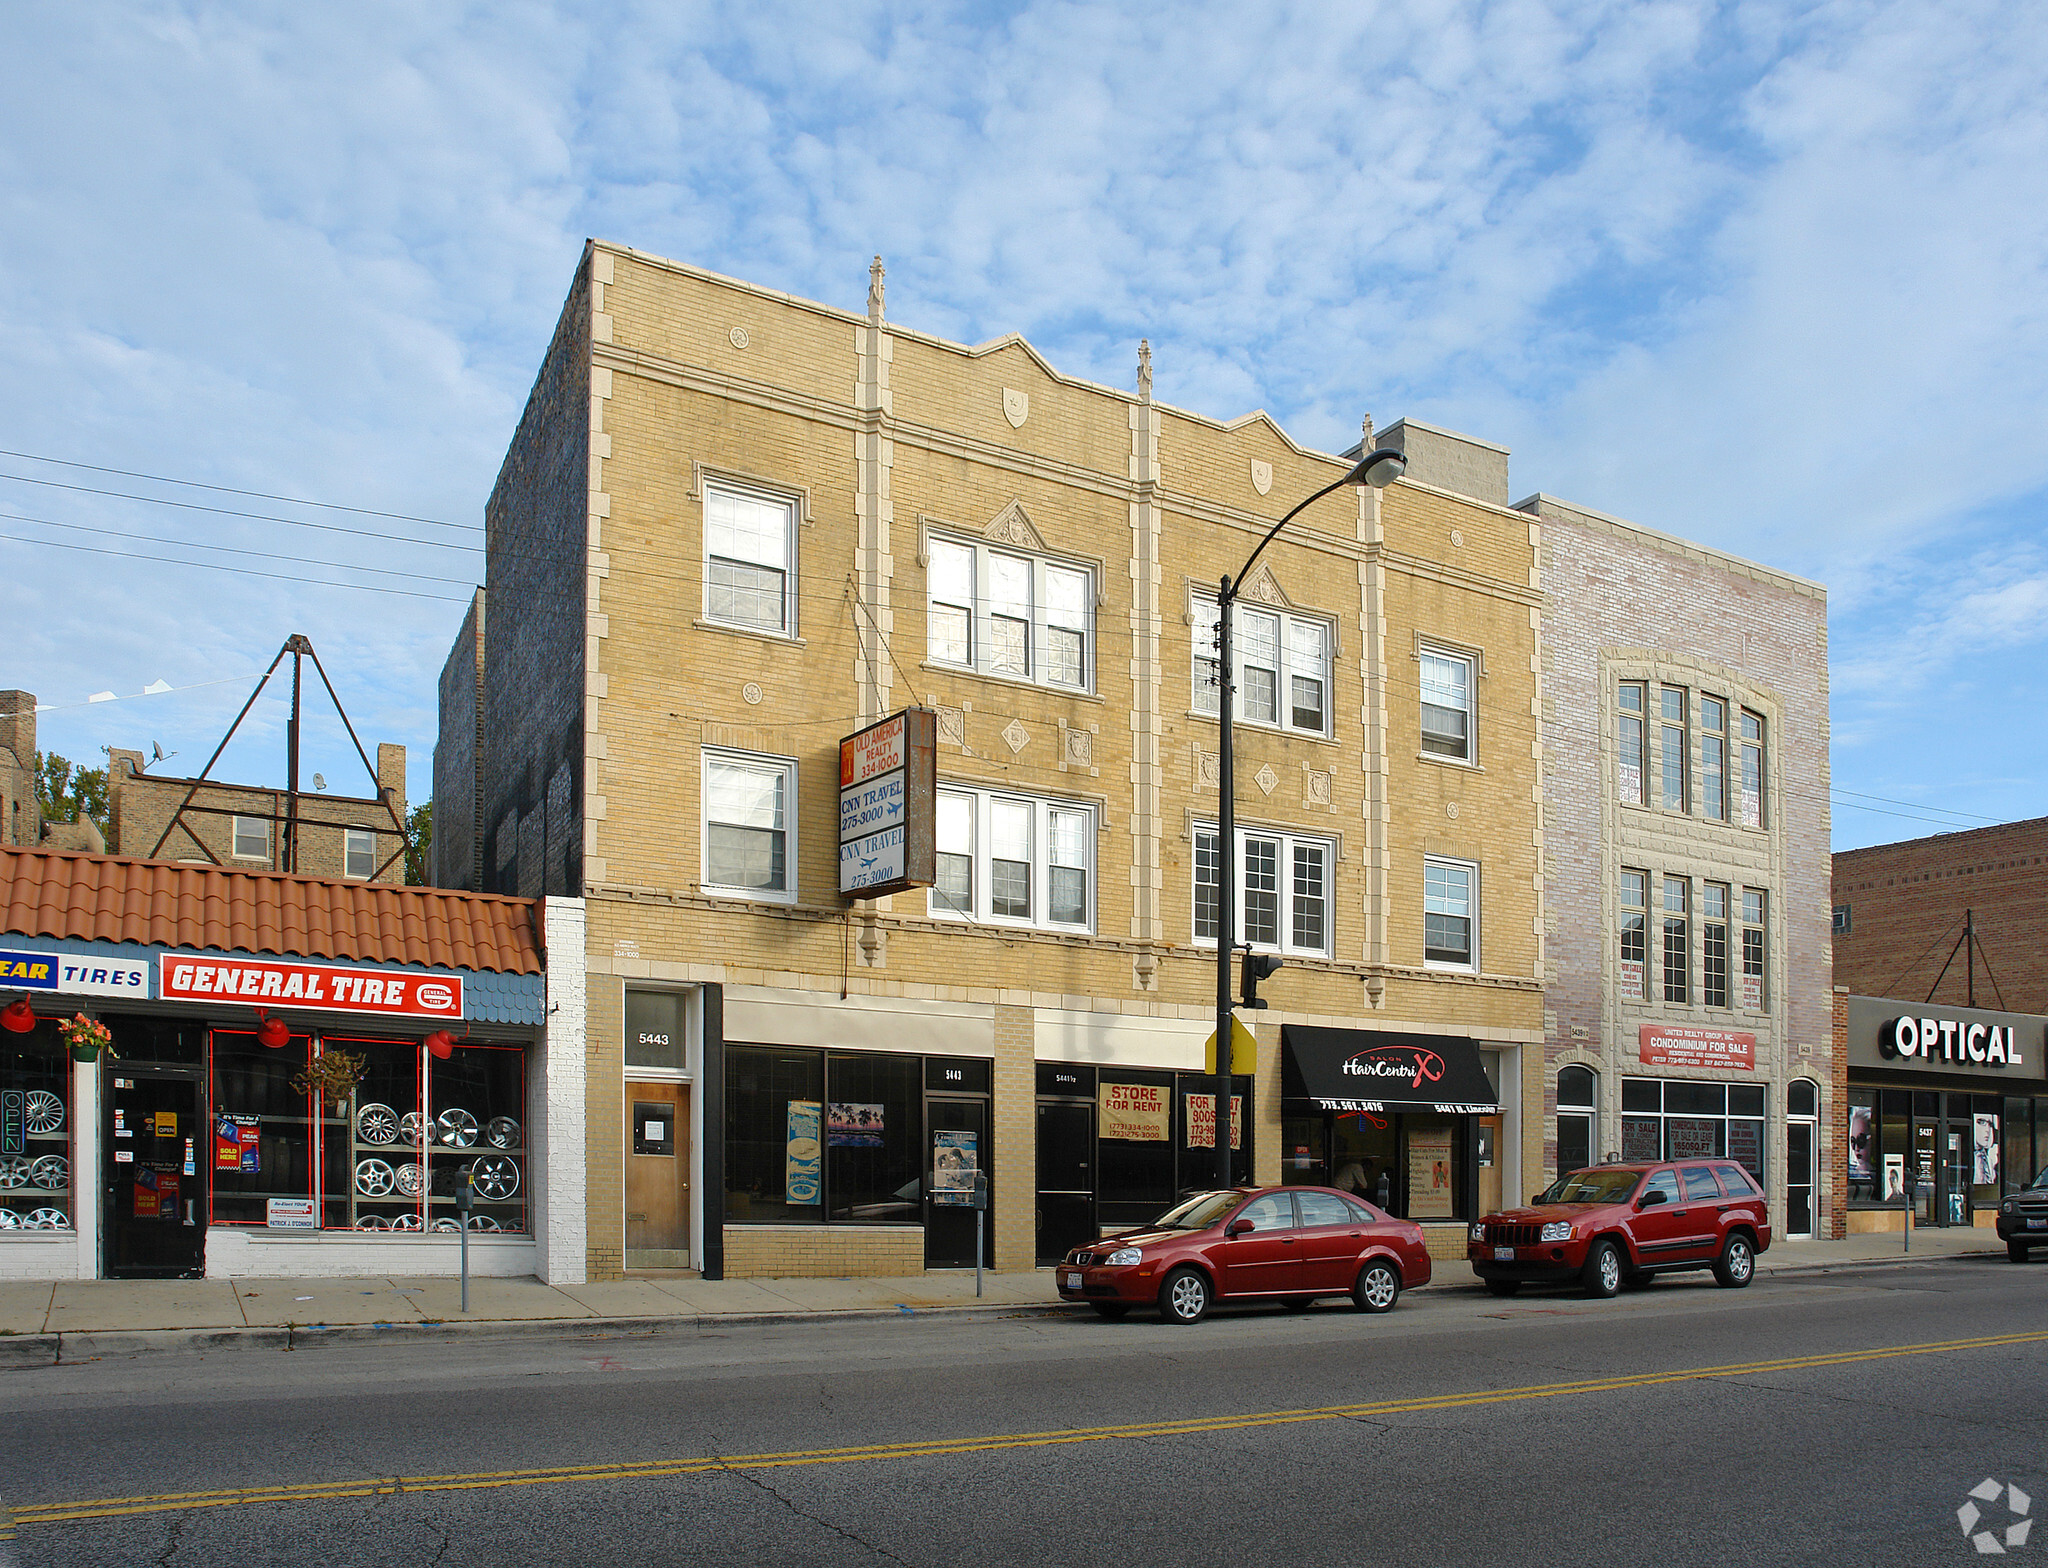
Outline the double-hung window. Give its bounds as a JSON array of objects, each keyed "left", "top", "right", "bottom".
[
  {"left": 1661, "top": 876, "right": 1689, "bottom": 1003},
  {"left": 1618, "top": 682, "right": 1647, "bottom": 804},
  {"left": 1194, "top": 824, "right": 1333, "bottom": 956},
  {"left": 1739, "top": 710, "right": 1766, "bottom": 827},
  {"left": 1619, "top": 870, "right": 1647, "bottom": 1001},
  {"left": 1191, "top": 597, "right": 1333, "bottom": 736},
  {"left": 1419, "top": 647, "right": 1475, "bottom": 762},
  {"left": 232, "top": 815, "right": 269, "bottom": 861},
  {"left": 925, "top": 535, "right": 1092, "bottom": 691},
  {"left": 1700, "top": 697, "right": 1727, "bottom": 820},
  {"left": 930, "top": 787, "right": 1093, "bottom": 931},
  {"left": 702, "top": 750, "right": 795, "bottom": 902},
  {"left": 704, "top": 482, "right": 797, "bottom": 636},
  {"left": 1659, "top": 686, "right": 1688, "bottom": 811},
  {"left": 1423, "top": 857, "right": 1478, "bottom": 971},
  {"left": 344, "top": 828, "right": 377, "bottom": 880},
  {"left": 1741, "top": 890, "right": 1767, "bottom": 1008},
  {"left": 1702, "top": 882, "right": 1730, "bottom": 1008}
]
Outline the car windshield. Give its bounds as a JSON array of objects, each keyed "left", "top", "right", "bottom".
[
  {"left": 2029, "top": 1166, "right": 2048, "bottom": 1191},
  {"left": 1537, "top": 1168, "right": 1643, "bottom": 1205},
  {"left": 1153, "top": 1191, "right": 1247, "bottom": 1230}
]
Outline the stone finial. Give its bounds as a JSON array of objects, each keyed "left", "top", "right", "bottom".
[
  {"left": 1361, "top": 414, "right": 1375, "bottom": 449},
  {"left": 868, "top": 256, "right": 886, "bottom": 321},
  {"left": 1138, "top": 339, "right": 1153, "bottom": 401}
]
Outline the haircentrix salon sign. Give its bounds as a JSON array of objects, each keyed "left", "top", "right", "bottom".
[{"left": 1846, "top": 995, "right": 2044, "bottom": 1081}]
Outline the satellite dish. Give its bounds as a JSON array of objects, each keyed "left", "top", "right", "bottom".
[{"left": 313, "top": 773, "right": 327, "bottom": 791}]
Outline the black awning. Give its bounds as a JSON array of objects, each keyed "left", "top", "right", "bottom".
[{"left": 1281, "top": 1025, "right": 1501, "bottom": 1115}]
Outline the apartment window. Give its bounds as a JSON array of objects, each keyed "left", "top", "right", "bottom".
[
  {"left": 1743, "top": 890, "right": 1768, "bottom": 1008},
  {"left": 1702, "top": 882, "right": 1730, "bottom": 1009},
  {"left": 704, "top": 482, "right": 796, "bottom": 636},
  {"left": 1619, "top": 870, "right": 1647, "bottom": 1001},
  {"left": 1659, "top": 686, "right": 1688, "bottom": 811},
  {"left": 344, "top": 828, "right": 377, "bottom": 880},
  {"left": 930, "top": 787, "right": 1093, "bottom": 931},
  {"left": 1423, "top": 857, "right": 1477, "bottom": 971},
  {"left": 1661, "top": 876, "right": 1689, "bottom": 1003},
  {"left": 1618, "top": 682, "right": 1647, "bottom": 804},
  {"left": 1830, "top": 902, "right": 1850, "bottom": 936},
  {"left": 232, "top": 815, "right": 269, "bottom": 861},
  {"left": 1192, "top": 597, "right": 1332, "bottom": 736},
  {"left": 1194, "top": 825, "right": 1333, "bottom": 956},
  {"left": 1419, "top": 647, "right": 1475, "bottom": 762},
  {"left": 1700, "top": 697, "right": 1727, "bottom": 821},
  {"left": 702, "top": 751, "right": 794, "bottom": 901},
  {"left": 925, "top": 534, "right": 1092, "bottom": 692},
  {"left": 1739, "top": 710, "right": 1766, "bottom": 827}
]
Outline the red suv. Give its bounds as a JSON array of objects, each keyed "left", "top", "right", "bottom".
[
  {"left": 1468, "top": 1161, "right": 1771, "bottom": 1298},
  {"left": 1057, "top": 1185, "right": 1433, "bottom": 1323}
]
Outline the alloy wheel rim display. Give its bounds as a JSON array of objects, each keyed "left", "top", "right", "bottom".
[
  {"left": 28, "top": 1155, "right": 67, "bottom": 1190},
  {"left": 471, "top": 1155, "right": 520, "bottom": 1199},
  {"left": 23, "top": 1090, "right": 64, "bottom": 1135},
  {"left": 354, "top": 1158, "right": 396, "bottom": 1197},
  {"left": 25, "top": 1208, "right": 69, "bottom": 1230},
  {"left": 485, "top": 1116, "right": 521, "bottom": 1149},
  {"left": 0, "top": 1157, "right": 30, "bottom": 1190},
  {"left": 355, "top": 1103, "right": 399, "bottom": 1145},
  {"left": 436, "top": 1109, "right": 479, "bottom": 1148},
  {"left": 393, "top": 1162, "right": 426, "bottom": 1198}
]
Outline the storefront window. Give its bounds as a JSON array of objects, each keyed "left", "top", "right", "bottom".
[
  {"left": 1098, "top": 1070, "right": 1176, "bottom": 1226},
  {"left": 424, "top": 1042, "right": 527, "bottom": 1234},
  {"left": 1880, "top": 1090, "right": 1913, "bottom": 1205},
  {"left": 0, "top": 1024, "right": 72, "bottom": 1232},
  {"left": 726, "top": 1046, "right": 825, "bottom": 1223},
  {"left": 210, "top": 1028, "right": 315, "bottom": 1226},
  {"left": 338, "top": 1036, "right": 422, "bottom": 1231},
  {"left": 1618, "top": 1077, "right": 1764, "bottom": 1179},
  {"left": 825, "top": 1052, "right": 921, "bottom": 1224}
]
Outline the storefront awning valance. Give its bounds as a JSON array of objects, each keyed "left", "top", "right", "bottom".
[{"left": 1281, "top": 1025, "right": 1501, "bottom": 1115}]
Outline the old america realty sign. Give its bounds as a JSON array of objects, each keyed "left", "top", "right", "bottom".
[{"left": 839, "top": 708, "right": 936, "bottom": 898}]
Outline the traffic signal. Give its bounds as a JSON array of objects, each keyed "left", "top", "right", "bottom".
[{"left": 1240, "top": 951, "right": 1283, "bottom": 1009}]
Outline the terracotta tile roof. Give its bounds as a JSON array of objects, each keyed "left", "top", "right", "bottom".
[{"left": 0, "top": 846, "right": 543, "bottom": 975}]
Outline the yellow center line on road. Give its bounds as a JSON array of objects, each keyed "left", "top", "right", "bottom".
[{"left": 12, "top": 1329, "right": 2048, "bottom": 1530}]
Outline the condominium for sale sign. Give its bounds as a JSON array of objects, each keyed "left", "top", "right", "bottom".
[
  {"left": 838, "top": 707, "right": 936, "bottom": 897},
  {"left": 1639, "top": 1024, "right": 1756, "bottom": 1072}
]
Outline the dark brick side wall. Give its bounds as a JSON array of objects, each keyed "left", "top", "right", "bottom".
[
  {"left": 433, "top": 591, "right": 485, "bottom": 890},
  {"left": 1832, "top": 817, "right": 2048, "bottom": 1014},
  {"left": 480, "top": 259, "right": 590, "bottom": 897}
]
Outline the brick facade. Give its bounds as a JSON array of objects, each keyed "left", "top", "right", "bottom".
[
  {"left": 1832, "top": 817, "right": 2048, "bottom": 1015},
  {"left": 433, "top": 590, "right": 486, "bottom": 891}
]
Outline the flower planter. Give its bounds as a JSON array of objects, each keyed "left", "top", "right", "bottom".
[{"left": 70, "top": 1044, "right": 101, "bottom": 1063}]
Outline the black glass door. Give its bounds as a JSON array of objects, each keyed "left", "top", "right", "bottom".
[
  {"left": 1035, "top": 1101, "right": 1094, "bottom": 1262},
  {"left": 1786, "top": 1121, "right": 1815, "bottom": 1235},
  {"left": 105, "top": 1071, "right": 205, "bottom": 1278},
  {"left": 925, "top": 1096, "right": 990, "bottom": 1268}
]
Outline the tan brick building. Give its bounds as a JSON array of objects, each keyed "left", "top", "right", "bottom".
[
  {"left": 108, "top": 744, "right": 408, "bottom": 885},
  {"left": 445, "top": 241, "right": 1554, "bottom": 1282}
]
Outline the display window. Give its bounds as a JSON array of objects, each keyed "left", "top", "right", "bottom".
[
  {"left": 1849, "top": 1084, "right": 2040, "bottom": 1223},
  {"left": 209, "top": 1027, "right": 316, "bottom": 1225},
  {"left": 1281, "top": 1110, "right": 1473, "bottom": 1220},
  {"left": 1094, "top": 1070, "right": 1251, "bottom": 1228},
  {"left": 1619, "top": 1077, "right": 1765, "bottom": 1178},
  {"left": 0, "top": 1024, "right": 73, "bottom": 1232}
]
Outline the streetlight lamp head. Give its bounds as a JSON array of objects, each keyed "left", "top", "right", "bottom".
[{"left": 1349, "top": 447, "right": 1407, "bottom": 489}]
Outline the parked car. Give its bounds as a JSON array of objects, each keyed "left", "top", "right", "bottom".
[
  {"left": 1056, "top": 1185, "right": 1432, "bottom": 1324},
  {"left": 1468, "top": 1160, "right": 1771, "bottom": 1298},
  {"left": 1996, "top": 1166, "right": 2048, "bottom": 1261}
]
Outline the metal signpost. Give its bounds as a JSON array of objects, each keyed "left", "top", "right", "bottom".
[
  {"left": 972, "top": 1170, "right": 988, "bottom": 1298},
  {"left": 457, "top": 1164, "right": 474, "bottom": 1311}
]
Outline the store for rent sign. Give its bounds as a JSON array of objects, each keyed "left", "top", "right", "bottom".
[
  {"left": 1099, "top": 1080, "right": 1169, "bottom": 1142},
  {"left": 160, "top": 956, "right": 463, "bottom": 1020},
  {"left": 838, "top": 708, "right": 937, "bottom": 897},
  {"left": 1639, "top": 1025, "right": 1756, "bottom": 1072}
]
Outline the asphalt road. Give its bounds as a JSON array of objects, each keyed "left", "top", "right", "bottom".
[{"left": 1, "top": 1255, "right": 2043, "bottom": 1567}]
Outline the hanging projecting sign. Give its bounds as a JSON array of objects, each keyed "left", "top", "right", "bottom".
[
  {"left": 159, "top": 956, "right": 463, "bottom": 1020},
  {"left": 838, "top": 707, "right": 937, "bottom": 897}
]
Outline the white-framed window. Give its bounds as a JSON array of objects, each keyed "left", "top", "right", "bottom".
[
  {"left": 703, "top": 481, "right": 797, "bottom": 636},
  {"left": 1617, "top": 681, "right": 1647, "bottom": 804},
  {"left": 1619, "top": 870, "right": 1647, "bottom": 1001},
  {"left": 1419, "top": 646, "right": 1475, "bottom": 762},
  {"left": 344, "top": 828, "right": 377, "bottom": 879},
  {"left": 1700, "top": 696, "right": 1728, "bottom": 820},
  {"left": 1191, "top": 597, "right": 1333, "bottom": 736},
  {"left": 930, "top": 787, "right": 1093, "bottom": 931},
  {"left": 1423, "top": 856, "right": 1478, "bottom": 970},
  {"left": 701, "top": 749, "right": 796, "bottom": 902},
  {"left": 925, "top": 534, "right": 1092, "bottom": 691},
  {"left": 1738, "top": 708, "right": 1766, "bottom": 828},
  {"left": 1194, "top": 823, "right": 1333, "bottom": 957},
  {"left": 232, "top": 815, "right": 269, "bottom": 861},
  {"left": 1659, "top": 685, "right": 1688, "bottom": 812},
  {"left": 1743, "top": 889, "right": 1768, "bottom": 1008}
]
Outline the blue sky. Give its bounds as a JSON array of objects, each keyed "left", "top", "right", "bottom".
[{"left": 2, "top": 0, "right": 2042, "bottom": 850}]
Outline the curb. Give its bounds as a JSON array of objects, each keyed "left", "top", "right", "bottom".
[{"left": 0, "top": 1335, "right": 60, "bottom": 1369}]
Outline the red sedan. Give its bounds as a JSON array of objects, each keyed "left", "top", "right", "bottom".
[{"left": 1056, "top": 1185, "right": 1433, "bottom": 1324}]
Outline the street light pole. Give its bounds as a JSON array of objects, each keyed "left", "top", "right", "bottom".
[{"left": 1212, "top": 445, "right": 1409, "bottom": 1192}]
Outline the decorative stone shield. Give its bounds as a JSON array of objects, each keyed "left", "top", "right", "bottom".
[
  {"left": 1002, "top": 388, "right": 1029, "bottom": 429},
  {"left": 1250, "top": 459, "right": 1273, "bottom": 496}
]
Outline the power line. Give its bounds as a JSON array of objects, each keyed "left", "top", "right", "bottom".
[
  {"left": 0, "top": 532, "right": 472, "bottom": 603},
  {"left": 0, "top": 510, "right": 479, "bottom": 587}
]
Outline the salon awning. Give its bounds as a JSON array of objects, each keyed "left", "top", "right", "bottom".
[{"left": 1281, "top": 1025, "right": 1501, "bottom": 1115}]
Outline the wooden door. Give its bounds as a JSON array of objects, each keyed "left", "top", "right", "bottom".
[
  {"left": 625, "top": 1082, "right": 691, "bottom": 1268},
  {"left": 1476, "top": 1115, "right": 1502, "bottom": 1218}
]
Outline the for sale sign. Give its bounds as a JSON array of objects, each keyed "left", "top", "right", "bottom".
[
  {"left": 160, "top": 956, "right": 463, "bottom": 1020},
  {"left": 838, "top": 708, "right": 936, "bottom": 898},
  {"left": 1639, "top": 1024, "right": 1756, "bottom": 1072}
]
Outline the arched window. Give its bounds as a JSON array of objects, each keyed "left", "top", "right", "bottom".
[
  {"left": 1788, "top": 1078, "right": 1817, "bottom": 1119},
  {"left": 1557, "top": 1067, "right": 1597, "bottom": 1174}
]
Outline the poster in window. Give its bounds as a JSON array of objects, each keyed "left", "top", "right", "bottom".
[
  {"left": 932, "top": 1130, "right": 977, "bottom": 1206},
  {"left": 1183, "top": 1093, "right": 1242, "bottom": 1150},
  {"left": 1848, "top": 1104, "right": 1874, "bottom": 1181},
  {"left": 1883, "top": 1153, "right": 1906, "bottom": 1201},
  {"left": 134, "top": 1167, "right": 161, "bottom": 1218},
  {"left": 1406, "top": 1127, "right": 1455, "bottom": 1218},
  {"left": 1727, "top": 1121, "right": 1762, "bottom": 1176},
  {"left": 1621, "top": 1116, "right": 1661, "bottom": 1163},
  {"left": 1974, "top": 1114, "right": 2000, "bottom": 1185},
  {"left": 1098, "top": 1081, "right": 1169, "bottom": 1142},
  {"left": 214, "top": 1114, "right": 260, "bottom": 1173},
  {"left": 785, "top": 1100, "right": 822, "bottom": 1206},
  {"left": 1620, "top": 960, "right": 1644, "bottom": 1002},
  {"left": 1667, "top": 1117, "right": 1720, "bottom": 1159},
  {"left": 828, "top": 1103, "right": 885, "bottom": 1148},
  {"left": 1741, "top": 972, "right": 1762, "bottom": 1010},
  {"left": 1619, "top": 763, "right": 1642, "bottom": 803}
]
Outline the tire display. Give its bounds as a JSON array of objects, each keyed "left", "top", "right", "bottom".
[
  {"left": 23, "top": 1090, "right": 64, "bottom": 1135},
  {"left": 436, "top": 1108, "right": 479, "bottom": 1148},
  {"left": 466, "top": 1215, "right": 500, "bottom": 1232},
  {"left": 393, "top": 1162, "right": 426, "bottom": 1198},
  {"left": 0, "top": 1157, "right": 30, "bottom": 1190},
  {"left": 391, "top": 1212, "right": 423, "bottom": 1231},
  {"left": 354, "top": 1215, "right": 392, "bottom": 1230},
  {"left": 398, "top": 1112, "right": 429, "bottom": 1147},
  {"left": 485, "top": 1116, "right": 521, "bottom": 1149},
  {"left": 29, "top": 1155, "right": 67, "bottom": 1190},
  {"left": 0, "top": 1209, "right": 18, "bottom": 1229},
  {"left": 430, "top": 1217, "right": 462, "bottom": 1233},
  {"left": 25, "top": 1208, "right": 70, "bottom": 1230},
  {"left": 355, "top": 1103, "right": 399, "bottom": 1145},
  {"left": 354, "top": 1158, "right": 396, "bottom": 1197},
  {"left": 471, "top": 1155, "right": 520, "bottom": 1200}
]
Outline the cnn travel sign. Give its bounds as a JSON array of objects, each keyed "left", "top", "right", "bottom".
[{"left": 158, "top": 956, "right": 464, "bottom": 1021}]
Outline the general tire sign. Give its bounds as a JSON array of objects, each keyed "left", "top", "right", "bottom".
[
  {"left": 838, "top": 708, "right": 936, "bottom": 898},
  {"left": 159, "top": 956, "right": 463, "bottom": 1021}
]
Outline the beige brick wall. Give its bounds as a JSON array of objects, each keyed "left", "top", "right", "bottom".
[{"left": 723, "top": 1224, "right": 925, "bottom": 1279}]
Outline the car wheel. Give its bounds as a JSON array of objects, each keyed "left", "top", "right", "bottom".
[
  {"left": 1621, "top": 1270, "right": 1655, "bottom": 1290},
  {"left": 1091, "top": 1302, "right": 1130, "bottom": 1320},
  {"left": 2008, "top": 1242, "right": 2030, "bottom": 1264},
  {"left": 1352, "top": 1261, "right": 1401, "bottom": 1314},
  {"left": 1581, "top": 1239, "right": 1622, "bottom": 1299},
  {"left": 1159, "top": 1267, "right": 1211, "bottom": 1325},
  {"left": 1713, "top": 1232, "right": 1756, "bottom": 1288},
  {"left": 1483, "top": 1279, "right": 1522, "bottom": 1297}
]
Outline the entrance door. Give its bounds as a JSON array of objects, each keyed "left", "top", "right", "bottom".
[
  {"left": 1943, "top": 1122, "right": 1971, "bottom": 1227},
  {"left": 105, "top": 1071, "right": 204, "bottom": 1278},
  {"left": 1476, "top": 1116, "right": 1502, "bottom": 1219},
  {"left": 1035, "top": 1100, "right": 1094, "bottom": 1263},
  {"left": 625, "top": 1082, "right": 691, "bottom": 1269},
  {"left": 925, "top": 1097, "right": 990, "bottom": 1268},
  {"left": 1785, "top": 1120, "right": 1816, "bottom": 1237}
]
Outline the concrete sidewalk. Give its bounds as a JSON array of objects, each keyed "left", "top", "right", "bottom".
[{"left": 0, "top": 1226, "right": 2007, "bottom": 1357}]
